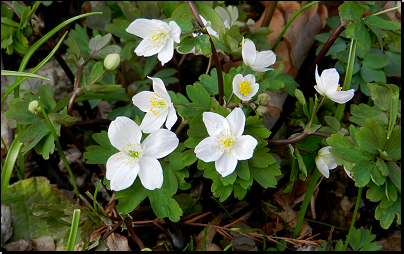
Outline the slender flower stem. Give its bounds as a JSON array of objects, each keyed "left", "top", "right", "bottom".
[
  {"left": 272, "top": 1, "right": 321, "bottom": 52},
  {"left": 38, "top": 97, "right": 79, "bottom": 196},
  {"left": 266, "top": 131, "right": 330, "bottom": 146},
  {"left": 293, "top": 168, "right": 321, "bottom": 239},
  {"left": 67, "top": 53, "right": 95, "bottom": 116},
  {"left": 343, "top": 187, "right": 363, "bottom": 251},
  {"left": 372, "top": 6, "right": 401, "bottom": 16},
  {"left": 173, "top": 102, "right": 210, "bottom": 110},
  {"left": 187, "top": 1, "right": 224, "bottom": 105},
  {"left": 125, "top": 217, "right": 146, "bottom": 250},
  {"left": 260, "top": 1, "right": 278, "bottom": 28}
]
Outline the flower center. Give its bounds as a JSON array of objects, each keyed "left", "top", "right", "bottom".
[
  {"left": 239, "top": 81, "right": 251, "bottom": 96},
  {"left": 119, "top": 142, "right": 143, "bottom": 165},
  {"left": 217, "top": 130, "right": 237, "bottom": 154},
  {"left": 148, "top": 28, "right": 169, "bottom": 47},
  {"left": 149, "top": 93, "right": 168, "bottom": 116},
  {"left": 337, "top": 85, "right": 342, "bottom": 91}
]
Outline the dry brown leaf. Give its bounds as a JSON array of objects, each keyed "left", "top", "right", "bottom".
[
  {"left": 3, "top": 236, "right": 55, "bottom": 251},
  {"left": 105, "top": 232, "right": 132, "bottom": 251},
  {"left": 195, "top": 215, "right": 222, "bottom": 251},
  {"left": 230, "top": 222, "right": 259, "bottom": 251}
]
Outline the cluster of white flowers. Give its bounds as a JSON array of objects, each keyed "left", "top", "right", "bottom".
[{"left": 107, "top": 15, "right": 355, "bottom": 192}]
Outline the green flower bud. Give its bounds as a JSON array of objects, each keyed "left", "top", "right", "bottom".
[
  {"left": 257, "top": 93, "right": 270, "bottom": 105},
  {"left": 256, "top": 105, "right": 268, "bottom": 116},
  {"left": 104, "top": 54, "right": 120, "bottom": 70},
  {"left": 28, "top": 100, "right": 39, "bottom": 113}
]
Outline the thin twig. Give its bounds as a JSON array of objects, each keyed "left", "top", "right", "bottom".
[
  {"left": 125, "top": 217, "right": 146, "bottom": 250},
  {"left": 260, "top": 1, "right": 278, "bottom": 28},
  {"left": 266, "top": 131, "right": 330, "bottom": 146}
]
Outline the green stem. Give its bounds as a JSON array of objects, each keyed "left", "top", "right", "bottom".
[
  {"left": 223, "top": 243, "right": 234, "bottom": 251},
  {"left": 37, "top": 97, "right": 79, "bottom": 196},
  {"left": 93, "top": 180, "right": 102, "bottom": 213},
  {"left": 66, "top": 209, "right": 81, "bottom": 251},
  {"left": 272, "top": 1, "right": 321, "bottom": 52},
  {"left": 343, "top": 187, "right": 363, "bottom": 251},
  {"left": 335, "top": 39, "right": 356, "bottom": 121},
  {"left": 371, "top": 6, "right": 401, "bottom": 16},
  {"left": 173, "top": 102, "right": 210, "bottom": 110},
  {"left": 293, "top": 168, "right": 321, "bottom": 239}
]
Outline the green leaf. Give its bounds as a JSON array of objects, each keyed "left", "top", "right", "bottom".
[
  {"left": 38, "top": 83, "right": 56, "bottom": 112},
  {"left": 105, "top": 19, "right": 133, "bottom": 40},
  {"left": 244, "top": 125, "right": 271, "bottom": 139},
  {"left": 385, "top": 178, "right": 397, "bottom": 202},
  {"left": 324, "top": 116, "right": 340, "bottom": 132},
  {"left": 89, "top": 61, "right": 104, "bottom": 83},
  {"left": 159, "top": 1, "right": 182, "bottom": 18},
  {"left": 375, "top": 196, "right": 400, "bottom": 229},
  {"left": 366, "top": 181, "right": 384, "bottom": 202},
  {"left": 249, "top": 147, "right": 276, "bottom": 168},
  {"left": 327, "top": 134, "right": 374, "bottom": 163},
  {"left": 186, "top": 83, "right": 211, "bottom": 108},
  {"left": 211, "top": 179, "right": 233, "bottom": 202},
  {"left": 149, "top": 188, "right": 183, "bottom": 222},
  {"left": 48, "top": 112, "right": 76, "bottom": 127},
  {"left": 361, "top": 64, "right": 386, "bottom": 83},
  {"left": 220, "top": 171, "right": 237, "bottom": 186},
  {"left": 83, "top": 131, "right": 119, "bottom": 164},
  {"left": 338, "top": 2, "right": 363, "bottom": 22},
  {"left": 198, "top": 69, "right": 219, "bottom": 95},
  {"left": 2, "top": 177, "right": 70, "bottom": 242},
  {"left": 18, "top": 119, "right": 50, "bottom": 150},
  {"left": 355, "top": 119, "right": 387, "bottom": 154},
  {"left": 351, "top": 160, "right": 374, "bottom": 187},
  {"left": 376, "top": 158, "right": 389, "bottom": 177},
  {"left": 1, "top": 70, "right": 50, "bottom": 80},
  {"left": 33, "top": 133, "right": 55, "bottom": 160},
  {"left": 251, "top": 165, "right": 278, "bottom": 188},
  {"left": 5, "top": 99, "right": 42, "bottom": 124},
  {"left": 236, "top": 160, "right": 250, "bottom": 180},
  {"left": 367, "top": 83, "right": 393, "bottom": 111},
  {"left": 362, "top": 54, "right": 389, "bottom": 69},
  {"left": 387, "top": 162, "right": 401, "bottom": 192},
  {"left": 172, "top": 168, "right": 191, "bottom": 190},
  {"left": 194, "top": 2, "right": 225, "bottom": 32},
  {"left": 181, "top": 149, "right": 198, "bottom": 166},
  {"left": 364, "top": 15, "right": 401, "bottom": 31},
  {"left": 346, "top": 21, "right": 371, "bottom": 51},
  {"left": 161, "top": 162, "right": 178, "bottom": 196},
  {"left": 349, "top": 103, "right": 388, "bottom": 127},
  {"left": 370, "top": 163, "right": 385, "bottom": 186},
  {"left": 143, "top": 55, "right": 159, "bottom": 79},
  {"left": 276, "top": 74, "right": 298, "bottom": 96},
  {"left": 195, "top": 34, "right": 211, "bottom": 56},
  {"left": 115, "top": 178, "right": 149, "bottom": 214},
  {"left": 294, "top": 148, "right": 307, "bottom": 177}
]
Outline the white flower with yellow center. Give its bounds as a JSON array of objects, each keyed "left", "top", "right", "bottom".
[
  {"left": 315, "top": 146, "right": 338, "bottom": 178},
  {"left": 232, "top": 74, "right": 259, "bottom": 102},
  {"left": 132, "top": 77, "right": 177, "bottom": 133},
  {"left": 242, "top": 38, "right": 276, "bottom": 73},
  {"left": 314, "top": 65, "right": 355, "bottom": 104},
  {"left": 106, "top": 116, "right": 179, "bottom": 191},
  {"left": 126, "top": 19, "right": 181, "bottom": 66},
  {"left": 195, "top": 108, "right": 258, "bottom": 177}
]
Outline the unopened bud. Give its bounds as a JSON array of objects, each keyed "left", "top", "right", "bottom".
[
  {"left": 256, "top": 105, "right": 268, "bottom": 116},
  {"left": 246, "top": 19, "right": 255, "bottom": 26},
  {"left": 28, "top": 100, "right": 39, "bottom": 113},
  {"left": 257, "top": 93, "right": 270, "bottom": 105},
  {"left": 104, "top": 53, "right": 120, "bottom": 70}
]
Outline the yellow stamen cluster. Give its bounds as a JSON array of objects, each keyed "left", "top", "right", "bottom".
[
  {"left": 239, "top": 81, "right": 252, "bottom": 96},
  {"left": 337, "top": 85, "right": 342, "bottom": 91},
  {"left": 217, "top": 130, "right": 237, "bottom": 154},
  {"left": 149, "top": 93, "right": 167, "bottom": 116},
  {"left": 148, "top": 29, "right": 167, "bottom": 47},
  {"left": 118, "top": 142, "right": 142, "bottom": 165}
]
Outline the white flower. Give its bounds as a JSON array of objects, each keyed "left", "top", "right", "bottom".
[
  {"left": 126, "top": 19, "right": 181, "bottom": 66},
  {"left": 132, "top": 77, "right": 177, "bottom": 133},
  {"left": 242, "top": 38, "right": 276, "bottom": 72},
  {"left": 106, "top": 116, "right": 179, "bottom": 191},
  {"left": 315, "top": 146, "right": 338, "bottom": 178},
  {"left": 232, "top": 74, "right": 259, "bottom": 102},
  {"left": 215, "top": 6, "right": 244, "bottom": 29},
  {"left": 195, "top": 108, "right": 258, "bottom": 177},
  {"left": 314, "top": 65, "right": 355, "bottom": 104}
]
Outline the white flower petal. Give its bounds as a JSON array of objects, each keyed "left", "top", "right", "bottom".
[
  {"left": 135, "top": 38, "right": 164, "bottom": 57},
  {"left": 315, "top": 65, "right": 325, "bottom": 95},
  {"left": 138, "top": 157, "right": 163, "bottom": 190},
  {"left": 252, "top": 50, "right": 276, "bottom": 72},
  {"left": 126, "top": 19, "right": 158, "bottom": 39},
  {"left": 326, "top": 89, "right": 355, "bottom": 104},
  {"left": 108, "top": 116, "right": 141, "bottom": 149},
  {"left": 139, "top": 111, "right": 167, "bottom": 133},
  {"left": 148, "top": 77, "right": 171, "bottom": 103},
  {"left": 195, "top": 136, "right": 223, "bottom": 162},
  {"left": 106, "top": 152, "right": 127, "bottom": 180},
  {"left": 157, "top": 38, "right": 174, "bottom": 66},
  {"left": 315, "top": 156, "right": 330, "bottom": 178},
  {"left": 232, "top": 135, "right": 257, "bottom": 160},
  {"left": 321, "top": 68, "right": 340, "bottom": 92},
  {"left": 168, "top": 21, "right": 181, "bottom": 43},
  {"left": 142, "top": 129, "right": 179, "bottom": 159},
  {"left": 215, "top": 153, "right": 238, "bottom": 177},
  {"left": 165, "top": 104, "right": 177, "bottom": 130},
  {"left": 132, "top": 91, "right": 155, "bottom": 112},
  {"left": 226, "top": 107, "right": 245, "bottom": 137},
  {"left": 202, "top": 112, "right": 230, "bottom": 137},
  {"left": 108, "top": 156, "right": 139, "bottom": 191},
  {"left": 322, "top": 153, "right": 338, "bottom": 170},
  {"left": 242, "top": 39, "right": 257, "bottom": 67}
]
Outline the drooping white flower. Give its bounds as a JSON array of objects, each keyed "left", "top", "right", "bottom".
[
  {"left": 242, "top": 38, "right": 276, "bottom": 73},
  {"left": 314, "top": 65, "right": 355, "bottom": 104},
  {"left": 126, "top": 19, "right": 181, "bottom": 66},
  {"left": 215, "top": 6, "right": 245, "bottom": 29},
  {"left": 106, "top": 116, "right": 179, "bottom": 191},
  {"left": 195, "top": 107, "right": 258, "bottom": 177},
  {"left": 232, "top": 74, "right": 259, "bottom": 102},
  {"left": 132, "top": 77, "right": 177, "bottom": 133},
  {"left": 315, "top": 146, "right": 338, "bottom": 178}
]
